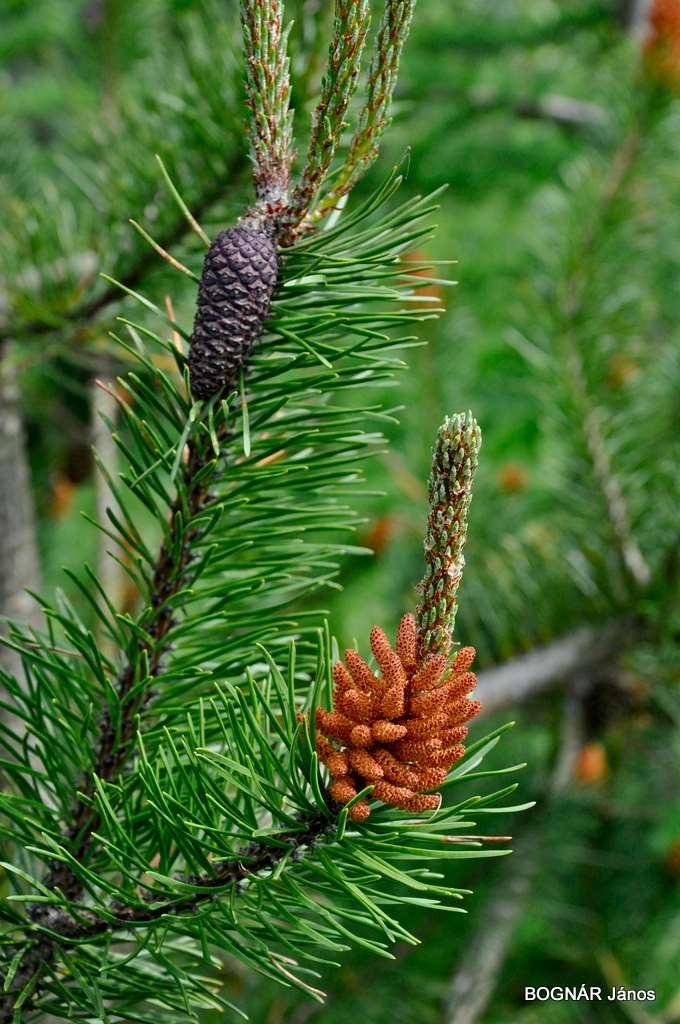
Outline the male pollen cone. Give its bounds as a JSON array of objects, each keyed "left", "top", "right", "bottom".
[{"left": 315, "top": 613, "right": 480, "bottom": 821}]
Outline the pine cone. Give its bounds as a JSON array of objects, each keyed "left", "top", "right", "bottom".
[
  {"left": 316, "top": 613, "right": 481, "bottom": 821},
  {"left": 188, "top": 225, "right": 279, "bottom": 400}
]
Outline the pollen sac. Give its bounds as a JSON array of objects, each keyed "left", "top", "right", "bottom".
[
  {"left": 315, "top": 612, "right": 481, "bottom": 821},
  {"left": 189, "top": 225, "right": 279, "bottom": 400}
]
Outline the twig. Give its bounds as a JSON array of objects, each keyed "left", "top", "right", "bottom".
[
  {"left": 475, "top": 624, "right": 622, "bottom": 717},
  {"left": 241, "top": 0, "right": 294, "bottom": 209},
  {"left": 310, "top": 0, "right": 417, "bottom": 226},
  {"left": 468, "top": 89, "right": 609, "bottom": 133},
  {"left": 282, "top": 0, "right": 370, "bottom": 233},
  {"left": 0, "top": 342, "right": 43, "bottom": 688}
]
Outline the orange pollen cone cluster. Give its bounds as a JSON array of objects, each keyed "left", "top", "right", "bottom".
[{"left": 315, "top": 613, "right": 480, "bottom": 821}]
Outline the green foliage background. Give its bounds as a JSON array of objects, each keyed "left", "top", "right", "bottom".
[{"left": 1, "top": 0, "right": 679, "bottom": 1021}]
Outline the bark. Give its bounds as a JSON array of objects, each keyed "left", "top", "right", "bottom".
[
  {"left": 0, "top": 342, "right": 42, "bottom": 682},
  {"left": 475, "top": 624, "right": 621, "bottom": 716},
  {"left": 92, "top": 377, "right": 124, "bottom": 614},
  {"left": 620, "top": 0, "right": 653, "bottom": 35}
]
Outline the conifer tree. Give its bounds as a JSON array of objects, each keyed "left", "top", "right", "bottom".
[{"left": 0, "top": 3, "right": 523, "bottom": 1020}]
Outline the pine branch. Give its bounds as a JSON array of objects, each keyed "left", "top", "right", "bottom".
[
  {"left": 511, "top": 92, "right": 675, "bottom": 605},
  {"left": 42, "top": 425, "right": 227, "bottom": 899},
  {"left": 241, "top": 0, "right": 294, "bottom": 209},
  {"left": 1, "top": 811, "right": 334, "bottom": 1020},
  {"left": 1, "top": 628, "right": 520, "bottom": 1018},
  {"left": 4, "top": 408, "right": 237, "bottom": 1015},
  {"left": 1, "top": 177, "right": 485, "bottom": 1020},
  {"left": 310, "top": 0, "right": 417, "bottom": 226},
  {"left": 0, "top": 5, "right": 537, "bottom": 1017},
  {"left": 36, "top": 811, "right": 335, "bottom": 939},
  {"left": 1, "top": 4, "right": 248, "bottom": 345},
  {"left": 281, "top": 0, "right": 370, "bottom": 234},
  {"left": 0, "top": 166, "right": 241, "bottom": 345},
  {"left": 555, "top": 142, "right": 653, "bottom": 595}
]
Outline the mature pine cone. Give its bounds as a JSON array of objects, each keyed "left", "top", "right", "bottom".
[{"left": 188, "top": 225, "right": 279, "bottom": 400}]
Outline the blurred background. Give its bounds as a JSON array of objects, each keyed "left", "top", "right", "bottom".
[{"left": 1, "top": 0, "right": 679, "bottom": 1021}]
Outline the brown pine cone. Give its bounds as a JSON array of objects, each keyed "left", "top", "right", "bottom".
[{"left": 188, "top": 225, "right": 279, "bottom": 400}]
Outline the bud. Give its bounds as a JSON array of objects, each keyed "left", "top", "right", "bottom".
[{"left": 416, "top": 412, "right": 481, "bottom": 660}]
